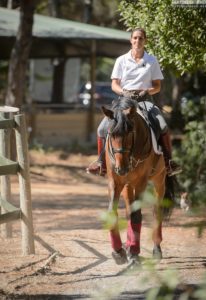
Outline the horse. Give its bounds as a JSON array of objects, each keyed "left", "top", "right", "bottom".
[{"left": 102, "top": 97, "right": 174, "bottom": 266}]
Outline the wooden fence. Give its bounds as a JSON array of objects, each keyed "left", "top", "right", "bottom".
[{"left": 0, "top": 106, "right": 35, "bottom": 255}]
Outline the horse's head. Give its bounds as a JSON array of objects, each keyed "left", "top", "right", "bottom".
[{"left": 102, "top": 99, "right": 137, "bottom": 176}]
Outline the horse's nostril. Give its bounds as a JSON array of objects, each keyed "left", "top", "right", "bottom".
[
  {"left": 115, "top": 167, "right": 128, "bottom": 176},
  {"left": 114, "top": 167, "right": 120, "bottom": 174}
]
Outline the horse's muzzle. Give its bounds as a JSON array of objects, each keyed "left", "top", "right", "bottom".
[{"left": 114, "top": 166, "right": 129, "bottom": 176}]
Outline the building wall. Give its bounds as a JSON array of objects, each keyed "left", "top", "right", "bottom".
[{"left": 29, "top": 111, "right": 103, "bottom": 147}]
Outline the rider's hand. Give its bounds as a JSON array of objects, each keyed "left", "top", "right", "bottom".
[
  {"left": 122, "top": 90, "right": 131, "bottom": 97},
  {"left": 139, "top": 90, "right": 148, "bottom": 97}
]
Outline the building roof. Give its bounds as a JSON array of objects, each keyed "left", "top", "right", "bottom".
[{"left": 0, "top": 7, "right": 130, "bottom": 59}]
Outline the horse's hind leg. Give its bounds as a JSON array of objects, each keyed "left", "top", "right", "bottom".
[
  {"left": 152, "top": 205, "right": 163, "bottom": 259},
  {"left": 152, "top": 171, "right": 166, "bottom": 259}
]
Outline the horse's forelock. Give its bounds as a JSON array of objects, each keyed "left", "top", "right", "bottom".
[
  {"left": 112, "top": 97, "right": 136, "bottom": 111},
  {"left": 110, "top": 99, "right": 135, "bottom": 137}
]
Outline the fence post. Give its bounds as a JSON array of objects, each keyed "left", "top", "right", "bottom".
[
  {"left": 0, "top": 111, "right": 13, "bottom": 237},
  {"left": 14, "top": 113, "right": 35, "bottom": 255}
]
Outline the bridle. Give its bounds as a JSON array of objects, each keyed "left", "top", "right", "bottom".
[{"left": 107, "top": 130, "right": 146, "bottom": 172}]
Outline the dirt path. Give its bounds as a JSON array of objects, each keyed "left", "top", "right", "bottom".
[{"left": 0, "top": 150, "right": 206, "bottom": 299}]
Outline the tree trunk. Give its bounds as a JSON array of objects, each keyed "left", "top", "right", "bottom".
[
  {"left": 7, "top": 0, "right": 12, "bottom": 8},
  {"left": 83, "top": 0, "right": 93, "bottom": 23},
  {"left": 48, "top": 0, "right": 61, "bottom": 17},
  {"left": 51, "top": 58, "right": 66, "bottom": 103},
  {"left": 170, "top": 75, "right": 185, "bottom": 130},
  {"left": 171, "top": 76, "right": 185, "bottom": 111},
  {"left": 6, "top": 0, "right": 36, "bottom": 108},
  {"left": 49, "top": 0, "right": 65, "bottom": 104}
]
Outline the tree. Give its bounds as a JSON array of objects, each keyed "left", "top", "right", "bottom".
[
  {"left": 119, "top": 0, "right": 206, "bottom": 75},
  {"left": 6, "top": 0, "right": 39, "bottom": 108},
  {"left": 38, "top": 0, "right": 121, "bottom": 28},
  {"left": 48, "top": 0, "right": 65, "bottom": 104}
]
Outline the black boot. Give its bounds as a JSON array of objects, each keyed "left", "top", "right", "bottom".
[{"left": 159, "top": 131, "right": 182, "bottom": 177}]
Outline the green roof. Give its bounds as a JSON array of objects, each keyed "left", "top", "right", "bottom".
[{"left": 0, "top": 7, "right": 130, "bottom": 59}]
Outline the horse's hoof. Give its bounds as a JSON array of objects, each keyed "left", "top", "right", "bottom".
[
  {"left": 112, "top": 248, "right": 127, "bottom": 265},
  {"left": 127, "top": 253, "right": 141, "bottom": 269},
  {"left": 153, "top": 245, "right": 162, "bottom": 260}
]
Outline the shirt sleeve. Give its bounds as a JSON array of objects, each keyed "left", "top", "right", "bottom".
[
  {"left": 111, "top": 57, "right": 123, "bottom": 80},
  {"left": 151, "top": 57, "right": 164, "bottom": 80}
]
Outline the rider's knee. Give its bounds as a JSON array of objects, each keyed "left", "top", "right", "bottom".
[{"left": 97, "top": 117, "right": 109, "bottom": 138}]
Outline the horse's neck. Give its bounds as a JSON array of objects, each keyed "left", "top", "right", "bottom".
[{"left": 134, "top": 114, "right": 152, "bottom": 157}]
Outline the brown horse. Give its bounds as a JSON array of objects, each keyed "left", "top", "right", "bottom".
[{"left": 102, "top": 98, "right": 173, "bottom": 266}]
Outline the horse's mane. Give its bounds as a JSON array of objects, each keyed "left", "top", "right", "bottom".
[{"left": 110, "top": 98, "right": 137, "bottom": 137}]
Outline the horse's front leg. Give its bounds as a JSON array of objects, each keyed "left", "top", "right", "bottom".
[
  {"left": 108, "top": 180, "right": 127, "bottom": 264},
  {"left": 122, "top": 183, "right": 144, "bottom": 265}
]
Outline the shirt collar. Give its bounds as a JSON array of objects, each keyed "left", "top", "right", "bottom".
[{"left": 127, "top": 50, "right": 148, "bottom": 65}]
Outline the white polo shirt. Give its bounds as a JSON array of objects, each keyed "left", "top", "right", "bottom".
[{"left": 111, "top": 50, "right": 164, "bottom": 90}]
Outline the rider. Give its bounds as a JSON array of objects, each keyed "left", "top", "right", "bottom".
[{"left": 87, "top": 28, "right": 182, "bottom": 177}]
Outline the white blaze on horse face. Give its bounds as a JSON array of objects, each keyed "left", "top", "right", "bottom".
[
  {"left": 114, "top": 137, "right": 124, "bottom": 167},
  {"left": 113, "top": 136, "right": 131, "bottom": 176}
]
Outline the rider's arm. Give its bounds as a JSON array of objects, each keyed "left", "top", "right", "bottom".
[
  {"left": 147, "top": 80, "right": 161, "bottom": 95},
  {"left": 111, "top": 79, "right": 123, "bottom": 96}
]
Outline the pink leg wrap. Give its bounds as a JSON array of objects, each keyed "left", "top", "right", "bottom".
[
  {"left": 126, "top": 220, "right": 141, "bottom": 254},
  {"left": 110, "top": 229, "right": 122, "bottom": 251}
]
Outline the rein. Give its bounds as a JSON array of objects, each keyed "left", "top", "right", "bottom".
[{"left": 107, "top": 130, "right": 146, "bottom": 171}]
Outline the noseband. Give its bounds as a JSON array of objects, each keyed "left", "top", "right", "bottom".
[{"left": 112, "top": 146, "right": 131, "bottom": 154}]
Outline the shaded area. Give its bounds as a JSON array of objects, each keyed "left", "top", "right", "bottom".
[
  {"left": 0, "top": 291, "right": 89, "bottom": 299},
  {"left": 0, "top": 284, "right": 200, "bottom": 300},
  {"left": 30, "top": 164, "right": 108, "bottom": 186}
]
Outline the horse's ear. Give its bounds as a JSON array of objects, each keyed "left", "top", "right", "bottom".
[
  {"left": 125, "top": 106, "right": 136, "bottom": 118},
  {"left": 101, "top": 106, "right": 114, "bottom": 119}
]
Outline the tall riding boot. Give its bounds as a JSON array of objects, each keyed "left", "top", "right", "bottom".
[
  {"left": 86, "top": 136, "right": 106, "bottom": 176},
  {"left": 159, "top": 131, "right": 182, "bottom": 176}
]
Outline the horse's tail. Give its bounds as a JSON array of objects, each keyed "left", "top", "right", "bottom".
[{"left": 162, "top": 175, "right": 178, "bottom": 220}]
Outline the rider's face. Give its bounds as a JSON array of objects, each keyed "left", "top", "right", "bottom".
[{"left": 130, "top": 30, "right": 146, "bottom": 51}]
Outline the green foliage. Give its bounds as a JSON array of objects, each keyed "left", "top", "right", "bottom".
[
  {"left": 177, "top": 96, "right": 206, "bottom": 205},
  {"left": 80, "top": 57, "right": 115, "bottom": 83},
  {"left": 100, "top": 210, "right": 127, "bottom": 231},
  {"left": 96, "top": 58, "right": 115, "bottom": 81},
  {"left": 119, "top": 0, "right": 206, "bottom": 75},
  {"left": 37, "top": 0, "right": 120, "bottom": 28},
  {"left": 193, "top": 274, "right": 206, "bottom": 300}
]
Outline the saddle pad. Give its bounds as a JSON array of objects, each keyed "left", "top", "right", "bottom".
[{"left": 136, "top": 102, "right": 163, "bottom": 155}]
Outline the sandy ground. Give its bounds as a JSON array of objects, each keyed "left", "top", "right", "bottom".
[{"left": 0, "top": 150, "right": 206, "bottom": 300}]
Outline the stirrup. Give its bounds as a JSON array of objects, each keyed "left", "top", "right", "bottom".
[
  {"left": 86, "top": 160, "right": 106, "bottom": 176},
  {"left": 167, "top": 160, "right": 182, "bottom": 177}
]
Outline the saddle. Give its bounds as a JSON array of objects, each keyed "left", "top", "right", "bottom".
[
  {"left": 119, "top": 92, "right": 162, "bottom": 140},
  {"left": 147, "top": 106, "right": 162, "bottom": 141}
]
